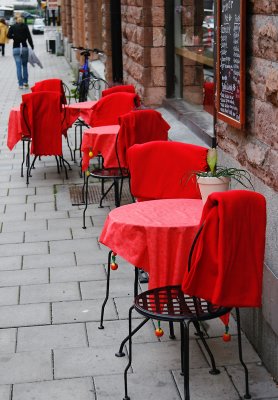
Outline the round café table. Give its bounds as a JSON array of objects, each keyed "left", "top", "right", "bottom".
[{"left": 99, "top": 198, "right": 203, "bottom": 290}]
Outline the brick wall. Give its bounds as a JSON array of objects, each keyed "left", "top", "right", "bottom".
[
  {"left": 217, "top": 2, "right": 278, "bottom": 192},
  {"left": 121, "top": 0, "right": 166, "bottom": 106}
]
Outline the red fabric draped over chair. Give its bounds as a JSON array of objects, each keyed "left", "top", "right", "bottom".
[
  {"left": 21, "top": 91, "right": 63, "bottom": 156},
  {"left": 127, "top": 141, "right": 208, "bottom": 201},
  {"left": 31, "top": 79, "right": 67, "bottom": 104},
  {"left": 182, "top": 190, "right": 267, "bottom": 308},
  {"left": 102, "top": 85, "right": 135, "bottom": 97},
  {"left": 116, "top": 109, "right": 170, "bottom": 169},
  {"left": 89, "top": 92, "right": 140, "bottom": 127}
]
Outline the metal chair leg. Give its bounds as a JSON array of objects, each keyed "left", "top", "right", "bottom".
[
  {"left": 236, "top": 308, "right": 251, "bottom": 399},
  {"left": 55, "top": 156, "right": 60, "bottom": 174},
  {"left": 26, "top": 141, "right": 30, "bottom": 186},
  {"left": 21, "top": 140, "right": 25, "bottom": 177},
  {"left": 99, "top": 181, "right": 115, "bottom": 208},
  {"left": 98, "top": 250, "right": 113, "bottom": 329},
  {"left": 116, "top": 317, "right": 149, "bottom": 358},
  {"left": 169, "top": 321, "right": 176, "bottom": 339},
  {"left": 123, "top": 305, "right": 135, "bottom": 400},
  {"left": 192, "top": 320, "right": 220, "bottom": 375},
  {"left": 82, "top": 174, "right": 90, "bottom": 229},
  {"left": 66, "top": 135, "right": 74, "bottom": 161},
  {"left": 182, "top": 321, "right": 190, "bottom": 400}
]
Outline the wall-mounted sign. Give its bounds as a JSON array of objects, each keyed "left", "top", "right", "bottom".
[{"left": 216, "top": 0, "right": 246, "bottom": 129}]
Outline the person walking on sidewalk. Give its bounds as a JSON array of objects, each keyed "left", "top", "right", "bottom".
[
  {"left": 0, "top": 18, "right": 9, "bottom": 56},
  {"left": 7, "top": 16, "right": 34, "bottom": 89}
]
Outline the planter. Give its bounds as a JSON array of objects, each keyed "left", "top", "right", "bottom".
[{"left": 197, "top": 176, "right": 231, "bottom": 204}]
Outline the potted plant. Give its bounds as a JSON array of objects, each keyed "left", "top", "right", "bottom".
[{"left": 191, "top": 148, "right": 254, "bottom": 203}]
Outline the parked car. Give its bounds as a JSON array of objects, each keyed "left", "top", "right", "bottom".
[{"left": 32, "top": 18, "right": 45, "bottom": 34}]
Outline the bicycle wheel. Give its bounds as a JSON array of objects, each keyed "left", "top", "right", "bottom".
[{"left": 78, "top": 79, "right": 87, "bottom": 102}]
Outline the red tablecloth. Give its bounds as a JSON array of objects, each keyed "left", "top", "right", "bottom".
[
  {"left": 65, "top": 100, "right": 97, "bottom": 126},
  {"left": 81, "top": 125, "right": 120, "bottom": 171},
  {"left": 99, "top": 199, "right": 203, "bottom": 290},
  {"left": 7, "top": 107, "right": 24, "bottom": 150},
  {"left": 7, "top": 105, "right": 82, "bottom": 151}
]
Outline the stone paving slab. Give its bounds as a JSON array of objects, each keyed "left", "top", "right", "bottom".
[
  {"left": 0, "top": 329, "right": 17, "bottom": 354},
  {"left": 52, "top": 299, "right": 117, "bottom": 324},
  {"left": 173, "top": 367, "right": 239, "bottom": 399},
  {"left": 0, "top": 231, "right": 24, "bottom": 244},
  {"left": 0, "top": 268, "right": 48, "bottom": 287},
  {"left": 0, "top": 303, "right": 50, "bottom": 328},
  {"left": 227, "top": 363, "right": 278, "bottom": 399},
  {"left": 94, "top": 371, "right": 181, "bottom": 400},
  {"left": 17, "top": 323, "right": 87, "bottom": 352},
  {"left": 0, "top": 242, "right": 48, "bottom": 257},
  {"left": 54, "top": 345, "right": 128, "bottom": 379},
  {"left": 2, "top": 218, "right": 47, "bottom": 232},
  {"left": 13, "top": 378, "right": 95, "bottom": 400},
  {"left": 20, "top": 282, "right": 80, "bottom": 304},
  {"left": 49, "top": 238, "right": 100, "bottom": 254},
  {"left": 0, "top": 385, "right": 11, "bottom": 400},
  {"left": 0, "top": 256, "right": 22, "bottom": 271},
  {"left": 0, "top": 287, "right": 19, "bottom": 306},
  {"left": 80, "top": 278, "right": 134, "bottom": 299},
  {"left": 50, "top": 265, "right": 106, "bottom": 283},
  {"left": 23, "top": 252, "right": 76, "bottom": 269},
  {"left": 0, "top": 350, "right": 52, "bottom": 384},
  {"left": 25, "top": 228, "right": 72, "bottom": 242}
]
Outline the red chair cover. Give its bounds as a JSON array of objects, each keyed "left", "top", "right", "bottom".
[
  {"left": 182, "top": 190, "right": 266, "bottom": 308},
  {"left": 21, "top": 91, "right": 63, "bottom": 156},
  {"left": 31, "top": 79, "right": 67, "bottom": 104},
  {"left": 116, "top": 109, "right": 170, "bottom": 169},
  {"left": 127, "top": 141, "right": 208, "bottom": 201},
  {"left": 102, "top": 85, "right": 135, "bottom": 96},
  {"left": 89, "top": 92, "right": 140, "bottom": 127}
]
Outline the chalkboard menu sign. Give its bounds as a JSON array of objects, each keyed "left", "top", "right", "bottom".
[{"left": 216, "top": 0, "right": 246, "bottom": 128}]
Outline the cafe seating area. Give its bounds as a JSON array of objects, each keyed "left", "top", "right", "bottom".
[{"left": 5, "top": 78, "right": 268, "bottom": 400}]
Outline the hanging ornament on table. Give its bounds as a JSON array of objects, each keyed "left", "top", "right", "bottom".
[
  {"left": 111, "top": 251, "right": 118, "bottom": 270},
  {"left": 222, "top": 325, "right": 231, "bottom": 342},
  {"left": 155, "top": 320, "right": 164, "bottom": 337}
]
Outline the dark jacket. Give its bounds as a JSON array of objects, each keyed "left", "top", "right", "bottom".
[{"left": 7, "top": 22, "right": 34, "bottom": 49}]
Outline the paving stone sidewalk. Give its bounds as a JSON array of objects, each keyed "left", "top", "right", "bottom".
[{"left": 0, "top": 33, "right": 277, "bottom": 400}]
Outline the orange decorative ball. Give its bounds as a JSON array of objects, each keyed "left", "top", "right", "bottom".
[
  {"left": 155, "top": 328, "right": 164, "bottom": 337},
  {"left": 222, "top": 333, "right": 231, "bottom": 342},
  {"left": 89, "top": 151, "right": 93, "bottom": 158},
  {"left": 111, "top": 263, "right": 118, "bottom": 271}
]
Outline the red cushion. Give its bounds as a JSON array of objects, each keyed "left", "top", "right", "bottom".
[
  {"left": 127, "top": 141, "right": 208, "bottom": 200},
  {"left": 89, "top": 92, "right": 140, "bottom": 127}
]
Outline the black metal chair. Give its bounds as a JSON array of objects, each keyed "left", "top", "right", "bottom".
[
  {"left": 122, "top": 190, "right": 267, "bottom": 400},
  {"left": 82, "top": 109, "right": 170, "bottom": 228},
  {"left": 97, "top": 141, "right": 208, "bottom": 329},
  {"left": 21, "top": 91, "right": 71, "bottom": 185}
]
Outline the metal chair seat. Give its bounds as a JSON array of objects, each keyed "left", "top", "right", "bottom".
[
  {"left": 134, "top": 285, "right": 231, "bottom": 322},
  {"left": 90, "top": 167, "right": 129, "bottom": 179}
]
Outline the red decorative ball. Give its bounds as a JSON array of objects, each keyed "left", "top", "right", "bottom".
[
  {"left": 222, "top": 333, "right": 231, "bottom": 342},
  {"left": 155, "top": 328, "right": 164, "bottom": 337},
  {"left": 111, "top": 263, "right": 118, "bottom": 271},
  {"left": 112, "top": 252, "right": 117, "bottom": 256}
]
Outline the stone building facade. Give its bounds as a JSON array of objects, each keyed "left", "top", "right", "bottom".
[{"left": 60, "top": 0, "right": 278, "bottom": 381}]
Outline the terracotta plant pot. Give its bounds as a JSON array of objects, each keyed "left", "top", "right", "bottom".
[{"left": 197, "top": 176, "right": 231, "bottom": 204}]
